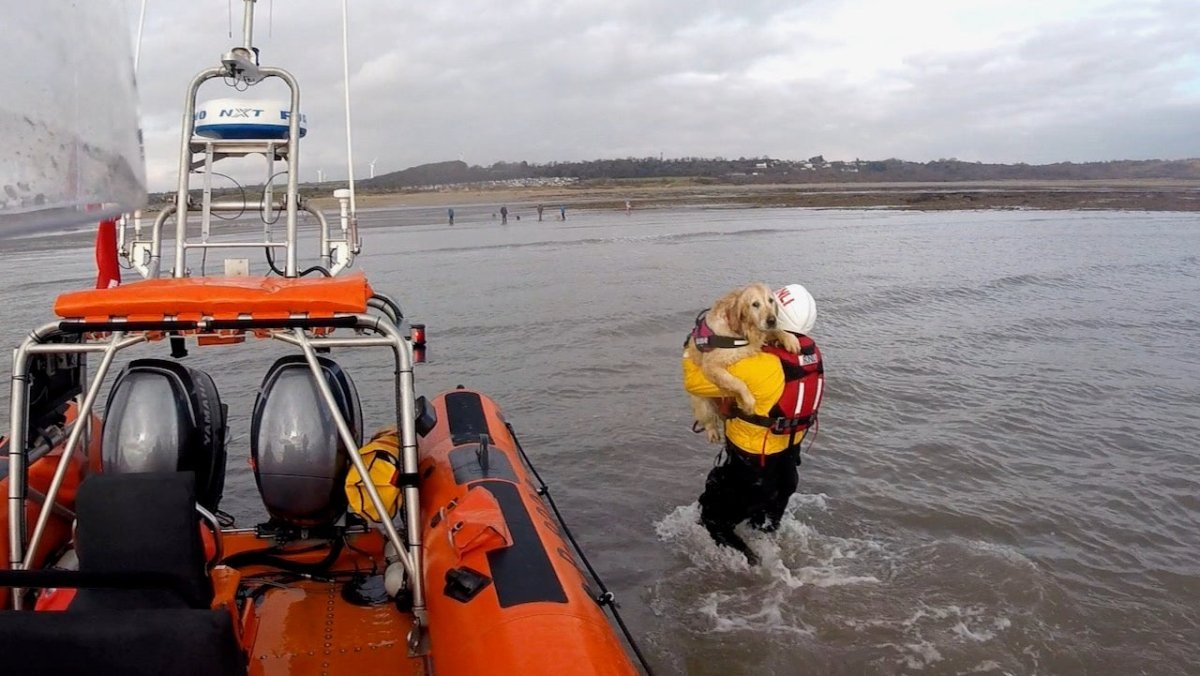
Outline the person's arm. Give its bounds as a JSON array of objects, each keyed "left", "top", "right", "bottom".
[
  {"left": 681, "top": 357, "right": 725, "bottom": 398},
  {"left": 682, "top": 352, "right": 782, "bottom": 400}
]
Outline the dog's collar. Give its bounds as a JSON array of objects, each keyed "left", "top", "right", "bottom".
[{"left": 691, "top": 311, "right": 750, "bottom": 352}]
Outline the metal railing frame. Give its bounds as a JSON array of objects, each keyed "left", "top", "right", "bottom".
[{"left": 4, "top": 311, "right": 426, "bottom": 641}]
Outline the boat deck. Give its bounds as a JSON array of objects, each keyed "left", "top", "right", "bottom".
[
  {"left": 249, "top": 579, "right": 424, "bottom": 676},
  {"left": 218, "top": 531, "right": 425, "bottom": 676}
]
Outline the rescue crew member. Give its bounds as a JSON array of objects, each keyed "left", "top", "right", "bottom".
[{"left": 682, "top": 284, "right": 824, "bottom": 565}]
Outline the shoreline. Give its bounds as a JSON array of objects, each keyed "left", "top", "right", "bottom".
[
  {"left": 14, "top": 178, "right": 1194, "bottom": 251},
  {"left": 307, "top": 178, "right": 1200, "bottom": 212}
]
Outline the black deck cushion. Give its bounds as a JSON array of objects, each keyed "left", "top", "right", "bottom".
[
  {"left": 446, "top": 390, "right": 489, "bottom": 444},
  {"left": 0, "top": 608, "right": 247, "bottom": 676},
  {"left": 71, "top": 471, "right": 212, "bottom": 610}
]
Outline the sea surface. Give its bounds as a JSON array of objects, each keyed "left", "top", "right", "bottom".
[{"left": 2, "top": 205, "right": 1199, "bottom": 675}]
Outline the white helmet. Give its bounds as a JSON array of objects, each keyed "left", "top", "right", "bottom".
[{"left": 774, "top": 284, "right": 817, "bottom": 334}]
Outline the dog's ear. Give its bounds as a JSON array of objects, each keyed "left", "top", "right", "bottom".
[
  {"left": 735, "top": 290, "right": 753, "bottom": 335},
  {"left": 715, "top": 287, "right": 744, "bottom": 334}
]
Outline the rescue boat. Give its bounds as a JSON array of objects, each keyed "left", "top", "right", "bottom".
[{"left": 0, "top": 3, "right": 648, "bottom": 674}]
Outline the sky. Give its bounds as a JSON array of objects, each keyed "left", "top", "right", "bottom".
[{"left": 129, "top": 0, "right": 1200, "bottom": 191}]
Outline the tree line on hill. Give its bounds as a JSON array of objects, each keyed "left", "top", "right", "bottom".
[
  {"left": 355, "top": 156, "right": 1200, "bottom": 191},
  {"left": 153, "top": 155, "right": 1200, "bottom": 203}
]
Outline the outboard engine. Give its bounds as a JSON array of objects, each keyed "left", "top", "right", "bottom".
[
  {"left": 251, "top": 355, "right": 362, "bottom": 527},
  {"left": 101, "top": 359, "right": 228, "bottom": 512}
]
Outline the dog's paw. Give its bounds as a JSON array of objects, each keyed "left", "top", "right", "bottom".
[
  {"left": 706, "top": 427, "right": 724, "bottom": 444},
  {"left": 778, "top": 332, "right": 801, "bottom": 354},
  {"left": 736, "top": 393, "right": 756, "bottom": 414}
]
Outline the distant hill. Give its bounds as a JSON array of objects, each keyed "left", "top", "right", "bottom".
[
  {"left": 357, "top": 160, "right": 499, "bottom": 190},
  {"left": 359, "top": 156, "right": 1200, "bottom": 191},
  {"left": 149, "top": 156, "right": 1200, "bottom": 204}
]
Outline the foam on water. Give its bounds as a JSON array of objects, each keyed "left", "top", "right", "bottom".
[
  {"left": 845, "top": 604, "right": 1016, "bottom": 671},
  {"left": 654, "top": 494, "right": 885, "bottom": 643},
  {"left": 696, "top": 588, "right": 815, "bottom": 637}
]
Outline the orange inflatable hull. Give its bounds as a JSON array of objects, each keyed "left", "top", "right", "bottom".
[
  {"left": 0, "top": 411, "right": 99, "bottom": 609},
  {"left": 419, "top": 389, "right": 638, "bottom": 675}
]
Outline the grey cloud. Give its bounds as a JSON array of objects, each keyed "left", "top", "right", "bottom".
[{"left": 132, "top": 0, "right": 1200, "bottom": 190}]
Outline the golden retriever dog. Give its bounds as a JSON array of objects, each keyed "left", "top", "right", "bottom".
[{"left": 685, "top": 283, "right": 801, "bottom": 443}]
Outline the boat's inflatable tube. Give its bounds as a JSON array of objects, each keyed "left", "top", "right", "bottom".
[
  {"left": 0, "top": 407, "right": 100, "bottom": 609},
  {"left": 419, "top": 388, "right": 638, "bottom": 675}
]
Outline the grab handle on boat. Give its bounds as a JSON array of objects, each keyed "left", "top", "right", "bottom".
[{"left": 476, "top": 434, "right": 490, "bottom": 475}]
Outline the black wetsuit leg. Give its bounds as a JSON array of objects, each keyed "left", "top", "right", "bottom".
[
  {"left": 698, "top": 446, "right": 762, "bottom": 564},
  {"left": 748, "top": 446, "right": 800, "bottom": 533}
]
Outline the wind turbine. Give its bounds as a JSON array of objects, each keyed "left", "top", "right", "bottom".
[{"left": 369, "top": 158, "right": 378, "bottom": 179}]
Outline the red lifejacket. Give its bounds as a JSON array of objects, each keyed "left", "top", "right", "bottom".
[{"left": 737, "top": 334, "right": 824, "bottom": 434}]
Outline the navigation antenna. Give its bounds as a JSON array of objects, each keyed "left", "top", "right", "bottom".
[{"left": 341, "top": 0, "right": 361, "bottom": 256}]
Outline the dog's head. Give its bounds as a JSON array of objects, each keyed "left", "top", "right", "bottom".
[{"left": 714, "top": 282, "right": 779, "bottom": 340}]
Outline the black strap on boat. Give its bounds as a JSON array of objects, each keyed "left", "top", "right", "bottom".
[
  {"left": 504, "top": 422, "right": 656, "bottom": 676},
  {"left": 221, "top": 536, "right": 345, "bottom": 577},
  {"left": 394, "top": 472, "right": 420, "bottom": 488},
  {"left": 58, "top": 320, "right": 199, "bottom": 333},
  {"left": 169, "top": 333, "right": 189, "bottom": 358}
]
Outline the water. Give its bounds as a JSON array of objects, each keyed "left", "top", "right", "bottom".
[{"left": 2, "top": 206, "right": 1199, "bottom": 675}]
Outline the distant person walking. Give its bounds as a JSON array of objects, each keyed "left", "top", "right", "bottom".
[
  {"left": 537, "top": 204, "right": 544, "bottom": 222},
  {"left": 625, "top": 199, "right": 632, "bottom": 216},
  {"left": 500, "top": 205, "right": 508, "bottom": 224},
  {"left": 447, "top": 207, "right": 455, "bottom": 226},
  {"left": 559, "top": 205, "right": 567, "bottom": 221}
]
